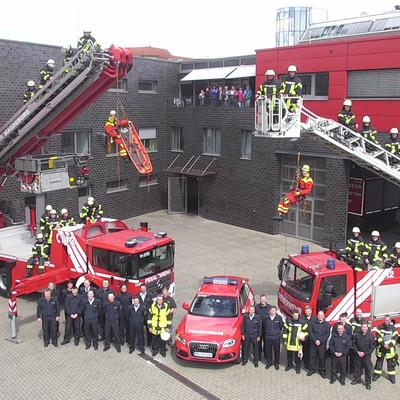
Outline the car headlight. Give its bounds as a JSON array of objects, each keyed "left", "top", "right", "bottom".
[
  {"left": 176, "top": 334, "right": 186, "bottom": 345},
  {"left": 222, "top": 338, "right": 236, "bottom": 348}
]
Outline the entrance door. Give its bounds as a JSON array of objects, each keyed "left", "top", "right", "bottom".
[
  {"left": 168, "top": 177, "right": 187, "bottom": 214},
  {"left": 187, "top": 177, "right": 199, "bottom": 215},
  {"left": 282, "top": 198, "right": 314, "bottom": 241}
]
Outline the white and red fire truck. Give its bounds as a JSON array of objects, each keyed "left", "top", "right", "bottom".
[{"left": 277, "top": 247, "right": 400, "bottom": 331}]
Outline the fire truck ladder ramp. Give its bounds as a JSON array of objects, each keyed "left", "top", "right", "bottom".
[
  {"left": 254, "top": 97, "right": 400, "bottom": 187},
  {"left": 0, "top": 44, "right": 132, "bottom": 180}
]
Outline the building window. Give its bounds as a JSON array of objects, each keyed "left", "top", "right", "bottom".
[
  {"left": 61, "top": 130, "right": 90, "bottom": 154},
  {"left": 139, "top": 174, "right": 158, "bottom": 187},
  {"left": 138, "top": 80, "right": 158, "bottom": 93},
  {"left": 139, "top": 128, "right": 157, "bottom": 152},
  {"left": 171, "top": 127, "right": 184, "bottom": 152},
  {"left": 203, "top": 128, "right": 221, "bottom": 155},
  {"left": 108, "top": 78, "right": 128, "bottom": 93},
  {"left": 106, "top": 178, "right": 128, "bottom": 194},
  {"left": 280, "top": 72, "right": 329, "bottom": 99},
  {"left": 348, "top": 69, "right": 400, "bottom": 98},
  {"left": 241, "top": 131, "right": 252, "bottom": 159}
]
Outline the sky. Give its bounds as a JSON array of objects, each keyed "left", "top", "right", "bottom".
[{"left": 0, "top": 0, "right": 399, "bottom": 58}]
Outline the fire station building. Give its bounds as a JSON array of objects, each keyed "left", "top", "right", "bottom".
[{"left": 0, "top": 11, "right": 400, "bottom": 249}]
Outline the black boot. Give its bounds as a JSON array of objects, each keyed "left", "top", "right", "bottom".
[
  {"left": 389, "top": 375, "right": 396, "bottom": 384},
  {"left": 272, "top": 215, "right": 285, "bottom": 222}
]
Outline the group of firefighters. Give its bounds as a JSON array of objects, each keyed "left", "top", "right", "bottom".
[
  {"left": 242, "top": 299, "right": 398, "bottom": 389},
  {"left": 36, "top": 279, "right": 176, "bottom": 358},
  {"left": 341, "top": 227, "right": 400, "bottom": 271},
  {"left": 26, "top": 197, "right": 103, "bottom": 277},
  {"left": 22, "top": 30, "right": 99, "bottom": 103}
]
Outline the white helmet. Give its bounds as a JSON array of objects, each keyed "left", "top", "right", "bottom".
[
  {"left": 45, "top": 204, "right": 52, "bottom": 211},
  {"left": 390, "top": 128, "right": 399, "bottom": 134},
  {"left": 60, "top": 208, "right": 68, "bottom": 215},
  {"left": 87, "top": 196, "right": 95, "bottom": 206},
  {"left": 371, "top": 230, "right": 380, "bottom": 237},
  {"left": 27, "top": 80, "right": 35, "bottom": 87},
  {"left": 160, "top": 331, "right": 171, "bottom": 341},
  {"left": 265, "top": 69, "right": 275, "bottom": 76},
  {"left": 109, "top": 110, "right": 117, "bottom": 116},
  {"left": 83, "top": 29, "right": 92, "bottom": 34},
  {"left": 36, "top": 233, "right": 44, "bottom": 240},
  {"left": 343, "top": 99, "right": 352, "bottom": 107},
  {"left": 288, "top": 65, "right": 297, "bottom": 72},
  {"left": 50, "top": 209, "right": 57, "bottom": 215},
  {"left": 395, "top": 242, "right": 400, "bottom": 249},
  {"left": 352, "top": 227, "right": 361, "bottom": 234},
  {"left": 363, "top": 116, "right": 371, "bottom": 123},
  {"left": 47, "top": 59, "right": 55, "bottom": 67}
]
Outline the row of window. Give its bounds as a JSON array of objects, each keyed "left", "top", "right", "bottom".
[
  {"left": 109, "top": 79, "right": 158, "bottom": 94},
  {"left": 105, "top": 175, "right": 159, "bottom": 194}
]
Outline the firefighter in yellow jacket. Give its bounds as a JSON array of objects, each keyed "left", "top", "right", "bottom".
[
  {"left": 26, "top": 233, "right": 49, "bottom": 277},
  {"left": 372, "top": 315, "right": 399, "bottom": 384},
  {"left": 80, "top": 197, "right": 104, "bottom": 223},
  {"left": 147, "top": 294, "right": 171, "bottom": 357}
]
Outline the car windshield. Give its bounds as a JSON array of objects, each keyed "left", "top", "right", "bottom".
[
  {"left": 189, "top": 295, "right": 238, "bottom": 318},
  {"left": 282, "top": 261, "right": 315, "bottom": 302}
]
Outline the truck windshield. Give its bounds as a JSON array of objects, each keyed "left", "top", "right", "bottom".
[
  {"left": 189, "top": 295, "right": 238, "bottom": 318},
  {"left": 282, "top": 261, "right": 315, "bottom": 302},
  {"left": 92, "top": 243, "right": 174, "bottom": 279}
]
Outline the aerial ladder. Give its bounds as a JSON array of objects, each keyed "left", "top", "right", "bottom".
[
  {"left": 255, "top": 97, "right": 400, "bottom": 187},
  {"left": 0, "top": 44, "right": 133, "bottom": 187}
]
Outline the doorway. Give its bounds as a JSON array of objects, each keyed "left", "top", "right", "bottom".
[{"left": 187, "top": 177, "right": 199, "bottom": 215}]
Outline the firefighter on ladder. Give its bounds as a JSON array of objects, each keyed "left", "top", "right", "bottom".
[
  {"left": 274, "top": 164, "right": 314, "bottom": 221},
  {"left": 372, "top": 315, "right": 399, "bottom": 384},
  {"left": 104, "top": 110, "right": 128, "bottom": 158},
  {"left": 360, "top": 116, "right": 380, "bottom": 152},
  {"left": 80, "top": 196, "right": 104, "bottom": 223},
  {"left": 385, "top": 128, "right": 400, "bottom": 164},
  {"left": 257, "top": 69, "right": 281, "bottom": 130},
  {"left": 61, "top": 45, "right": 75, "bottom": 75},
  {"left": 23, "top": 80, "right": 36, "bottom": 103},
  {"left": 39, "top": 59, "right": 55, "bottom": 89},
  {"left": 362, "top": 230, "right": 389, "bottom": 270},
  {"left": 280, "top": 65, "right": 302, "bottom": 113},
  {"left": 26, "top": 232, "right": 49, "bottom": 277},
  {"left": 78, "top": 30, "right": 100, "bottom": 55},
  {"left": 337, "top": 99, "right": 357, "bottom": 130}
]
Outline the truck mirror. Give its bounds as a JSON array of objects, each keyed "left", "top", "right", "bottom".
[
  {"left": 277, "top": 258, "right": 288, "bottom": 281},
  {"left": 182, "top": 302, "right": 189, "bottom": 311},
  {"left": 322, "top": 292, "right": 332, "bottom": 308}
]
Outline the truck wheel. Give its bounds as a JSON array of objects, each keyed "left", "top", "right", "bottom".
[{"left": 0, "top": 259, "right": 16, "bottom": 298}]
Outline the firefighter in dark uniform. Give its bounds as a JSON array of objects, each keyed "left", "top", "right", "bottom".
[
  {"left": 96, "top": 280, "right": 114, "bottom": 341},
  {"left": 39, "top": 204, "right": 53, "bottom": 235},
  {"left": 373, "top": 315, "right": 399, "bottom": 384},
  {"left": 300, "top": 305, "right": 316, "bottom": 370},
  {"left": 349, "top": 308, "right": 368, "bottom": 373},
  {"left": 37, "top": 288, "right": 60, "bottom": 347},
  {"left": 363, "top": 230, "right": 389, "bottom": 270},
  {"left": 332, "top": 312, "right": 353, "bottom": 372},
  {"left": 387, "top": 242, "right": 400, "bottom": 267},
  {"left": 255, "top": 294, "right": 271, "bottom": 357},
  {"left": 77, "top": 30, "right": 100, "bottom": 54},
  {"left": 283, "top": 310, "right": 308, "bottom": 374},
  {"left": 103, "top": 292, "right": 122, "bottom": 352},
  {"left": 385, "top": 128, "right": 400, "bottom": 164},
  {"left": 61, "top": 287, "right": 83, "bottom": 346},
  {"left": 351, "top": 321, "right": 375, "bottom": 390},
  {"left": 343, "top": 227, "right": 365, "bottom": 269},
  {"left": 26, "top": 232, "right": 49, "bottom": 277},
  {"left": 128, "top": 297, "right": 146, "bottom": 355},
  {"left": 360, "top": 116, "right": 380, "bottom": 152},
  {"left": 117, "top": 284, "right": 132, "bottom": 345},
  {"left": 148, "top": 295, "right": 171, "bottom": 357},
  {"left": 241, "top": 305, "right": 262, "bottom": 367},
  {"left": 257, "top": 69, "right": 281, "bottom": 128},
  {"left": 329, "top": 324, "right": 351, "bottom": 385},
  {"left": 262, "top": 305, "right": 284, "bottom": 369},
  {"left": 61, "top": 45, "right": 75, "bottom": 74},
  {"left": 138, "top": 284, "right": 153, "bottom": 346},
  {"left": 39, "top": 59, "right": 55, "bottom": 89},
  {"left": 307, "top": 310, "right": 330, "bottom": 378},
  {"left": 44, "top": 209, "right": 59, "bottom": 246},
  {"left": 82, "top": 290, "right": 101, "bottom": 350},
  {"left": 58, "top": 208, "right": 76, "bottom": 228},
  {"left": 280, "top": 65, "right": 302, "bottom": 113},
  {"left": 80, "top": 196, "right": 104, "bottom": 223},
  {"left": 23, "top": 80, "right": 36, "bottom": 103},
  {"left": 337, "top": 99, "right": 357, "bottom": 130}
]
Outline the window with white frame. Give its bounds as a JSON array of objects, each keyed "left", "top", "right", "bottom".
[
  {"left": 139, "top": 174, "right": 158, "bottom": 187},
  {"left": 280, "top": 72, "right": 329, "bottom": 99},
  {"left": 203, "top": 128, "right": 221, "bottom": 155},
  {"left": 61, "top": 130, "right": 91, "bottom": 154},
  {"left": 241, "top": 130, "right": 252, "bottom": 159},
  {"left": 139, "top": 128, "right": 157, "bottom": 152},
  {"left": 106, "top": 178, "right": 129, "bottom": 194},
  {"left": 108, "top": 78, "right": 128, "bottom": 93},
  {"left": 171, "top": 127, "right": 184, "bottom": 151},
  {"left": 138, "top": 80, "right": 158, "bottom": 93}
]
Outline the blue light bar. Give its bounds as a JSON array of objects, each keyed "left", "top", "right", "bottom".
[{"left": 203, "top": 277, "right": 238, "bottom": 285}]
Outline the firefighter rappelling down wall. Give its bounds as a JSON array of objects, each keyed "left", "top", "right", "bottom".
[{"left": 104, "top": 110, "right": 153, "bottom": 174}]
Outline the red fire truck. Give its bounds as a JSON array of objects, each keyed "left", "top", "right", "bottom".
[
  {"left": 0, "top": 219, "right": 175, "bottom": 321},
  {"left": 277, "top": 247, "right": 400, "bottom": 331}
]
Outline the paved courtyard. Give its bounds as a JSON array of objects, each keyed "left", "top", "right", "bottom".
[{"left": 0, "top": 211, "right": 397, "bottom": 400}]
